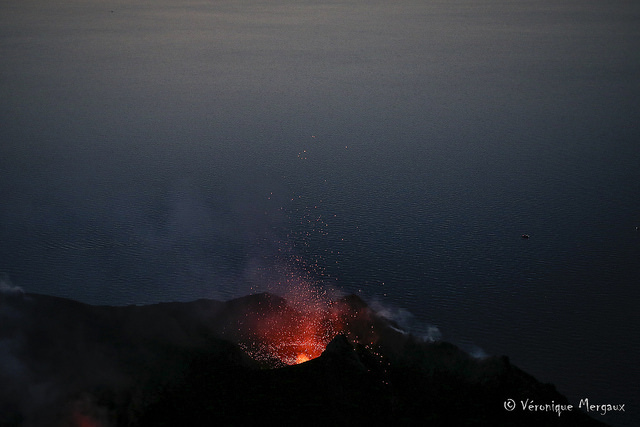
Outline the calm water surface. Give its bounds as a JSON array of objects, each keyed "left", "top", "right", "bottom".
[{"left": 1, "top": 0, "right": 639, "bottom": 425}]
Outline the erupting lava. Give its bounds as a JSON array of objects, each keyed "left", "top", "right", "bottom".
[
  {"left": 234, "top": 283, "right": 355, "bottom": 366},
  {"left": 256, "top": 298, "right": 345, "bottom": 365},
  {"left": 72, "top": 411, "right": 102, "bottom": 427},
  {"left": 296, "top": 353, "right": 310, "bottom": 364}
]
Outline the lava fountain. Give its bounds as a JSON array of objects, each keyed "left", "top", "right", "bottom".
[{"left": 232, "top": 280, "right": 358, "bottom": 366}]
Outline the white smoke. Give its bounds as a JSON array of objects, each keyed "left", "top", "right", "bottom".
[
  {"left": 368, "top": 298, "right": 442, "bottom": 342},
  {"left": 458, "top": 341, "right": 489, "bottom": 359},
  {"left": 0, "top": 276, "right": 24, "bottom": 296},
  {"left": 468, "top": 345, "right": 488, "bottom": 359}
]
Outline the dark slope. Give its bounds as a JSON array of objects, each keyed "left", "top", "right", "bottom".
[{"left": 0, "top": 291, "right": 607, "bottom": 426}]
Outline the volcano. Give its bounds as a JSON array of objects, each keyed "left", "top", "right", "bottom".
[{"left": 0, "top": 291, "right": 607, "bottom": 426}]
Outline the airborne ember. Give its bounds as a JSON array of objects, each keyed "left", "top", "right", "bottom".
[{"left": 231, "top": 285, "right": 349, "bottom": 366}]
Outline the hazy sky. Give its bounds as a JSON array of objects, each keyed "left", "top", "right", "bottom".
[{"left": 1, "top": 0, "right": 639, "bottom": 305}]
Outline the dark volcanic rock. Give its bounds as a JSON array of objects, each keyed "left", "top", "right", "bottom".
[{"left": 0, "top": 292, "right": 608, "bottom": 426}]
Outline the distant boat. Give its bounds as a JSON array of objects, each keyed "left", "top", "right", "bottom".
[{"left": 521, "top": 234, "right": 530, "bottom": 239}]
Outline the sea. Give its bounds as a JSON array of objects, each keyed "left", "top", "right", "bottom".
[{"left": 1, "top": 0, "right": 639, "bottom": 426}]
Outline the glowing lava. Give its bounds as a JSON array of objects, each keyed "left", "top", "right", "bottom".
[
  {"left": 235, "top": 283, "right": 353, "bottom": 366},
  {"left": 296, "top": 353, "right": 310, "bottom": 364},
  {"left": 256, "top": 304, "right": 344, "bottom": 365},
  {"left": 73, "top": 412, "right": 101, "bottom": 427}
]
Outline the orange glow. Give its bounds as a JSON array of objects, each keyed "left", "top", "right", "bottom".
[
  {"left": 237, "top": 281, "right": 353, "bottom": 366},
  {"left": 73, "top": 413, "right": 101, "bottom": 427},
  {"left": 296, "top": 353, "right": 310, "bottom": 364},
  {"left": 255, "top": 305, "right": 342, "bottom": 365}
]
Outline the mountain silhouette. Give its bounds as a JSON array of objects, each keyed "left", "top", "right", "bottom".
[{"left": 0, "top": 291, "right": 607, "bottom": 426}]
